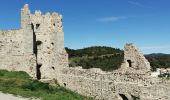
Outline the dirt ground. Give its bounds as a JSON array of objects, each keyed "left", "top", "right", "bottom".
[{"left": 0, "top": 92, "right": 39, "bottom": 100}]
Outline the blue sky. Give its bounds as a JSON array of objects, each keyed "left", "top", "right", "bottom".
[{"left": 0, "top": 0, "right": 170, "bottom": 54}]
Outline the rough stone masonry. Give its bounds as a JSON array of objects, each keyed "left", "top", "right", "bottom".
[{"left": 0, "top": 4, "right": 170, "bottom": 100}]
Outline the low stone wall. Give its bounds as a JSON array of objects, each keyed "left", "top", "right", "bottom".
[
  {"left": 57, "top": 67, "right": 117, "bottom": 100},
  {"left": 57, "top": 66, "right": 170, "bottom": 100}
]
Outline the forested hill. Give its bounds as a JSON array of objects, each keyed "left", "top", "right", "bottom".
[
  {"left": 65, "top": 46, "right": 124, "bottom": 71},
  {"left": 65, "top": 46, "right": 123, "bottom": 58},
  {"left": 65, "top": 46, "right": 170, "bottom": 71},
  {"left": 145, "top": 53, "right": 170, "bottom": 71}
]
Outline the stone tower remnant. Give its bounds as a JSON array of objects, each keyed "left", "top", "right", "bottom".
[{"left": 0, "top": 4, "right": 68, "bottom": 80}]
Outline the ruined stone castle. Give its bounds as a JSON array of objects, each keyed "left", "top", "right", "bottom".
[{"left": 0, "top": 4, "right": 170, "bottom": 100}]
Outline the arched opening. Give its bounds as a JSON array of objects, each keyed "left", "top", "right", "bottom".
[
  {"left": 127, "top": 60, "right": 132, "bottom": 67},
  {"left": 36, "top": 64, "right": 42, "bottom": 80},
  {"left": 119, "top": 94, "right": 128, "bottom": 100}
]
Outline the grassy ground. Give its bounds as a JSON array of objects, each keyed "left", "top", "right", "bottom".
[{"left": 0, "top": 70, "right": 93, "bottom": 100}]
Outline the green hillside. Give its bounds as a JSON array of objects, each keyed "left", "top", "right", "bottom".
[
  {"left": 66, "top": 46, "right": 170, "bottom": 72},
  {"left": 145, "top": 54, "right": 170, "bottom": 71},
  {"left": 0, "top": 70, "right": 92, "bottom": 100},
  {"left": 66, "top": 46, "right": 124, "bottom": 71}
]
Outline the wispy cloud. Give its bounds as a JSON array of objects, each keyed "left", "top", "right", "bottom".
[
  {"left": 97, "top": 16, "right": 133, "bottom": 22},
  {"left": 128, "top": 1, "right": 152, "bottom": 8}
]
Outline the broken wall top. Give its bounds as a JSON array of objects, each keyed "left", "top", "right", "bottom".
[{"left": 122, "top": 43, "right": 151, "bottom": 73}]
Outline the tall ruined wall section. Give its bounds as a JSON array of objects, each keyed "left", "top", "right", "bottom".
[
  {"left": 0, "top": 4, "right": 37, "bottom": 79},
  {"left": 0, "top": 4, "right": 68, "bottom": 80},
  {"left": 0, "top": 5, "right": 37, "bottom": 78},
  {"left": 121, "top": 43, "right": 151, "bottom": 72},
  {"left": 27, "top": 5, "right": 68, "bottom": 80}
]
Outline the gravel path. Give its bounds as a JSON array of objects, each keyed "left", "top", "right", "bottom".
[{"left": 0, "top": 92, "right": 38, "bottom": 100}]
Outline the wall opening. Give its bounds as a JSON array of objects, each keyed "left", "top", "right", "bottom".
[
  {"left": 36, "top": 40, "right": 42, "bottom": 46},
  {"left": 52, "top": 67, "right": 55, "bottom": 70},
  {"left": 32, "top": 23, "right": 37, "bottom": 56},
  {"left": 127, "top": 60, "right": 132, "bottom": 67},
  {"left": 36, "top": 24, "right": 40, "bottom": 29},
  {"left": 36, "top": 64, "right": 42, "bottom": 80},
  {"left": 119, "top": 94, "right": 129, "bottom": 100}
]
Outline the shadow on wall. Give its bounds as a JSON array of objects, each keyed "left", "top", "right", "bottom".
[
  {"left": 36, "top": 64, "right": 42, "bottom": 80},
  {"left": 119, "top": 94, "right": 128, "bottom": 100},
  {"left": 119, "top": 94, "right": 140, "bottom": 100}
]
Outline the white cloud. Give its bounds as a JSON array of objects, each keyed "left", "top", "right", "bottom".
[
  {"left": 97, "top": 16, "right": 130, "bottom": 22},
  {"left": 128, "top": 1, "right": 152, "bottom": 8}
]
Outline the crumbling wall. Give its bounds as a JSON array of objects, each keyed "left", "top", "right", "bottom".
[
  {"left": 57, "top": 66, "right": 153, "bottom": 100},
  {"left": 57, "top": 67, "right": 117, "bottom": 100},
  {"left": 29, "top": 8, "right": 67, "bottom": 80},
  {"left": 122, "top": 43, "right": 151, "bottom": 72},
  {"left": 0, "top": 4, "right": 67, "bottom": 80},
  {"left": 57, "top": 44, "right": 170, "bottom": 100}
]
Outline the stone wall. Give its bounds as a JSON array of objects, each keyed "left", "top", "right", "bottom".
[
  {"left": 57, "top": 67, "right": 116, "bottom": 100},
  {"left": 122, "top": 43, "right": 151, "bottom": 72},
  {"left": 0, "top": 30, "right": 36, "bottom": 78},
  {"left": 57, "top": 44, "right": 170, "bottom": 100},
  {"left": 0, "top": 4, "right": 67, "bottom": 80}
]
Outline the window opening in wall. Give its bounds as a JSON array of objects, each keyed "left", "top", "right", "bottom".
[
  {"left": 52, "top": 67, "right": 55, "bottom": 70},
  {"left": 36, "top": 40, "right": 42, "bottom": 46},
  {"left": 51, "top": 42, "right": 54, "bottom": 45},
  {"left": 36, "top": 64, "right": 42, "bottom": 80},
  {"left": 36, "top": 24, "right": 40, "bottom": 29},
  {"left": 127, "top": 60, "right": 132, "bottom": 67},
  {"left": 119, "top": 94, "right": 128, "bottom": 100},
  {"left": 53, "top": 24, "right": 55, "bottom": 26}
]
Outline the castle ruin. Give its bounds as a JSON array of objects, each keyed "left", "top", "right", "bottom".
[{"left": 0, "top": 4, "right": 170, "bottom": 100}]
